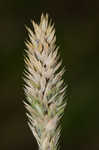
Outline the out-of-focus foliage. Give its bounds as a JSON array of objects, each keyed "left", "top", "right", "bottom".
[{"left": 0, "top": 0, "right": 99, "bottom": 150}]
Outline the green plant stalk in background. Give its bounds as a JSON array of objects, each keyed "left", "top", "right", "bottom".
[{"left": 23, "top": 13, "right": 67, "bottom": 150}]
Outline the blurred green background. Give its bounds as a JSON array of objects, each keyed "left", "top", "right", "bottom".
[{"left": 0, "top": 0, "right": 99, "bottom": 150}]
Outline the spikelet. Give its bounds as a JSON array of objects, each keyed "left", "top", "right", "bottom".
[{"left": 23, "top": 13, "right": 67, "bottom": 150}]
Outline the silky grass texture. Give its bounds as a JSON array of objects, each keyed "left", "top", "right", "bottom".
[{"left": 23, "top": 13, "right": 67, "bottom": 150}]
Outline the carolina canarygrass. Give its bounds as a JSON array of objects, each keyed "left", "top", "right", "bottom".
[{"left": 23, "top": 13, "right": 67, "bottom": 150}]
